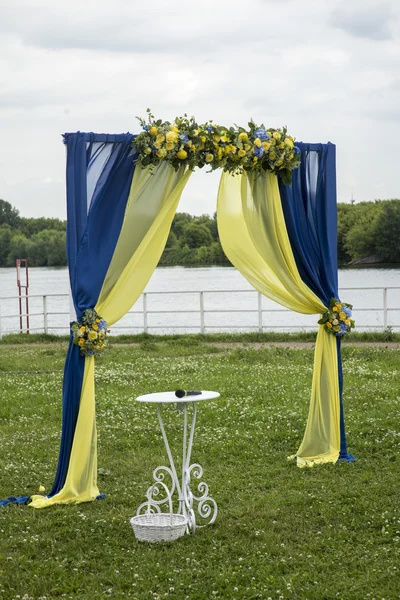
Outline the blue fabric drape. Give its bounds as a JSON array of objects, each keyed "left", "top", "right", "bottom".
[
  {"left": 279, "top": 142, "right": 354, "bottom": 461},
  {"left": 49, "top": 132, "right": 137, "bottom": 497},
  {"left": 1, "top": 133, "right": 136, "bottom": 506}
]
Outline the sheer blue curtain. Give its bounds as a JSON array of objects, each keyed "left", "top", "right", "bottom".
[{"left": 279, "top": 142, "right": 354, "bottom": 461}]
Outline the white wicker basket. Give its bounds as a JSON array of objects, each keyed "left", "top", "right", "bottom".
[
  {"left": 130, "top": 512, "right": 187, "bottom": 542},
  {"left": 130, "top": 481, "right": 187, "bottom": 543}
]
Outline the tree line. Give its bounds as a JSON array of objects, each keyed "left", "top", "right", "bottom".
[{"left": 0, "top": 198, "right": 399, "bottom": 268}]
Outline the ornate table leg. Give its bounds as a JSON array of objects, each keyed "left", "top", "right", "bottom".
[
  {"left": 137, "top": 402, "right": 218, "bottom": 534},
  {"left": 181, "top": 402, "right": 218, "bottom": 532}
]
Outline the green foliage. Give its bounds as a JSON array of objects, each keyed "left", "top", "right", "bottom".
[
  {"left": 373, "top": 200, "right": 400, "bottom": 263},
  {"left": 180, "top": 222, "right": 213, "bottom": 249},
  {"left": 0, "top": 199, "right": 20, "bottom": 228},
  {"left": 337, "top": 199, "right": 400, "bottom": 264}
]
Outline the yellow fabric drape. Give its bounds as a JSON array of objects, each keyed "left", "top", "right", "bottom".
[
  {"left": 217, "top": 170, "right": 340, "bottom": 466},
  {"left": 30, "top": 163, "right": 191, "bottom": 508}
]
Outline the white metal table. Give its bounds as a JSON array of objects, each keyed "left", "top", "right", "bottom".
[{"left": 135, "top": 391, "right": 220, "bottom": 534}]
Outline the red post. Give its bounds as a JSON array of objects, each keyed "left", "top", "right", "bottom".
[{"left": 16, "top": 259, "right": 29, "bottom": 333}]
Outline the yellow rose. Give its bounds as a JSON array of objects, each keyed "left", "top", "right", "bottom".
[
  {"left": 200, "top": 136, "right": 206, "bottom": 143},
  {"left": 93, "top": 324, "right": 98, "bottom": 330},
  {"left": 88, "top": 331, "right": 98, "bottom": 341},
  {"left": 214, "top": 135, "right": 221, "bottom": 143},
  {"left": 269, "top": 151, "right": 276, "bottom": 160},
  {"left": 339, "top": 311, "right": 346, "bottom": 320},
  {"left": 254, "top": 138, "right": 262, "bottom": 147},
  {"left": 273, "top": 132, "right": 281, "bottom": 140},
  {"left": 238, "top": 149, "right": 246, "bottom": 157},
  {"left": 205, "top": 153, "right": 214, "bottom": 163},
  {"left": 78, "top": 338, "right": 85, "bottom": 346},
  {"left": 166, "top": 131, "right": 178, "bottom": 143},
  {"left": 144, "top": 147, "right": 152, "bottom": 155},
  {"left": 79, "top": 326, "right": 85, "bottom": 333},
  {"left": 149, "top": 126, "right": 158, "bottom": 136},
  {"left": 279, "top": 142, "right": 285, "bottom": 149},
  {"left": 345, "top": 319, "right": 351, "bottom": 326},
  {"left": 239, "top": 132, "right": 248, "bottom": 141},
  {"left": 262, "top": 142, "right": 271, "bottom": 150},
  {"left": 332, "top": 306, "right": 338, "bottom": 312},
  {"left": 176, "top": 149, "right": 188, "bottom": 160},
  {"left": 285, "top": 137, "right": 294, "bottom": 148},
  {"left": 156, "top": 134, "right": 165, "bottom": 143},
  {"left": 333, "top": 325, "right": 340, "bottom": 332},
  {"left": 275, "top": 160, "right": 283, "bottom": 167},
  {"left": 288, "top": 152, "right": 294, "bottom": 160},
  {"left": 326, "top": 322, "right": 333, "bottom": 329},
  {"left": 217, "top": 147, "right": 224, "bottom": 159},
  {"left": 193, "top": 129, "right": 200, "bottom": 136},
  {"left": 332, "top": 319, "right": 339, "bottom": 326},
  {"left": 170, "top": 125, "right": 179, "bottom": 133},
  {"left": 153, "top": 142, "right": 162, "bottom": 150},
  {"left": 220, "top": 135, "right": 230, "bottom": 143},
  {"left": 166, "top": 142, "right": 175, "bottom": 150},
  {"left": 336, "top": 303, "right": 342, "bottom": 310},
  {"left": 244, "top": 144, "right": 251, "bottom": 151},
  {"left": 156, "top": 148, "right": 167, "bottom": 158},
  {"left": 269, "top": 138, "right": 276, "bottom": 146}
]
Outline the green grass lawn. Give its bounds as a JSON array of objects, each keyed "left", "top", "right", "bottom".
[{"left": 0, "top": 340, "right": 399, "bottom": 600}]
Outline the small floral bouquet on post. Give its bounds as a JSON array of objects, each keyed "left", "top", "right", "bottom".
[
  {"left": 71, "top": 309, "right": 108, "bottom": 356},
  {"left": 318, "top": 299, "right": 355, "bottom": 337}
]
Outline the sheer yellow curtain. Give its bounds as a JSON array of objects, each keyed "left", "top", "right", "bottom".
[
  {"left": 217, "top": 170, "right": 340, "bottom": 466},
  {"left": 30, "top": 163, "right": 191, "bottom": 508}
]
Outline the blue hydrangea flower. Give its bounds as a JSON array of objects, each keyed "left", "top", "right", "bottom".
[
  {"left": 88, "top": 350, "right": 94, "bottom": 356},
  {"left": 254, "top": 145, "right": 265, "bottom": 158},
  {"left": 343, "top": 306, "right": 352, "bottom": 317},
  {"left": 142, "top": 124, "right": 149, "bottom": 131},
  {"left": 98, "top": 320, "right": 107, "bottom": 329},
  {"left": 294, "top": 146, "right": 301, "bottom": 155},
  {"left": 206, "top": 126, "right": 213, "bottom": 132},
  {"left": 254, "top": 128, "right": 269, "bottom": 141},
  {"left": 179, "top": 133, "right": 189, "bottom": 143}
]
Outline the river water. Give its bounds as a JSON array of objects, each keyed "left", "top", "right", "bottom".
[{"left": 0, "top": 266, "right": 399, "bottom": 335}]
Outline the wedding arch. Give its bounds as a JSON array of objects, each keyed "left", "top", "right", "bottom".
[{"left": 1, "top": 115, "right": 355, "bottom": 509}]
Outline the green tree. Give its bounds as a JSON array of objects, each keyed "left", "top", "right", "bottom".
[
  {"left": 0, "top": 199, "right": 20, "bottom": 228},
  {"left": 180, "top": 223, "right": 213, "bottom": 249},
  {"left": 210, "top": 240, "right": 231, "bottom": 265},
  {"left": 171, "top": 213, "right": 193, "bottom": 238},
  {"left": 343, "top": 201, "right": 382, "bottom": 261},
  {"left": 194, "top": 213, "right": 218, "bottom": 241},
  {"left": 0, "top": 225, "right": 13, "bottom": 266},
  {"left": 7, "top": 233, "right": 30, "bottom": 266},
  {"left": 195, "top": 245, "right": 212, "bottom": 265},
  {"left": 373, "top": 200, "right": 400, "bottom": 263},
  {"left": 165, "top": 229, "right": 178, "bottom": 248},
  {"left": 19, "top": 217, "right": 66, "bottom": 237},
  {"left": 29, "top": 229, "right": 67, "bottom": 266}
]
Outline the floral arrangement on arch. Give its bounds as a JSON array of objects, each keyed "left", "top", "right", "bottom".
[
  {"left": 71, "top": 309, "right": 108, "bottom": 356},
  {"left": 318, "top": 299, "right": 355, "bottom": 337},
  {"left": 133, "top": 109, "right": 301, "bottom": 184}
]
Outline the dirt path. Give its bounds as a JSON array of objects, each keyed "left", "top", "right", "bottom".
[{"left": 1, "top": 341, "right": 399, "bottom": 350}]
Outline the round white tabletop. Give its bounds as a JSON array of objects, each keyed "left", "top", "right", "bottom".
[{"left": 136, "top": 391, "right": 220, "bottom": 404}]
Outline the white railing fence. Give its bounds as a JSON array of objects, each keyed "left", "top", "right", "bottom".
[{"left": 0, "top": 287, "right": 399, "bottom": 339}]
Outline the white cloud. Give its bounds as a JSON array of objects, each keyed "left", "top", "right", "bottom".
[{"left": 0, "top": 0, "right": 399, "bottom": 220}]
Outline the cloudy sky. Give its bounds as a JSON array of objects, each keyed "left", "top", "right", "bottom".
[{"left": 0, "top": 0, "right": 399, "bottom": 219}]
